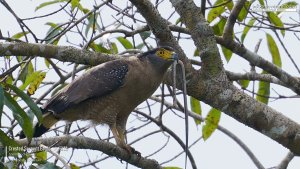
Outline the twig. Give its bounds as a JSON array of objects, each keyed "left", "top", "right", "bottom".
[
  {"left": 276, "top": 152, "right": 294, "bottom": 169},
  {"left": 135, "top": 110, "right": 198, "bottom": 169},
  {"left": 273, "top": 30, "right": 300, "bottom": 75},
  {"left": 40, "top": 144, "right": 71, "bottom": 169},
  {"left": 149, "top": 96, "right": 265, "bottom": 169},
  {"left": 49, "top": 0, "right": 110, "bottom": 44},
  {"left": 160, "top": 136, "right": 202, "bottom": 165},
  {"left": 217, "top": 126, "right": 265, "bottom": 169}
]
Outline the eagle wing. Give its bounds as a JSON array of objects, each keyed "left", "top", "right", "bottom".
[{"left": 43, "top": 60, "right": 129, "bottom": 114}]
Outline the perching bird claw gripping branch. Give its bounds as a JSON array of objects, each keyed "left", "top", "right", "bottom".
[{"left": 18, "top": 46, "right": 178, "bottom": 167}]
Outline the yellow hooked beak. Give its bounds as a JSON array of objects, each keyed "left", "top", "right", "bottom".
[{"left": 156, "top": 48, "right": 178, "bottom": 61}]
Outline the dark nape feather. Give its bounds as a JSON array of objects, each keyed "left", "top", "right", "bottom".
[
  {"left": 159, "top": 46, "right": 174, "bottom": 51},
  {"left": 137, "top": 48, "right": 156, "bottom": 59}
]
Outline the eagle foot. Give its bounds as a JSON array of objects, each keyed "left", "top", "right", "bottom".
[{"left": 123, "top": 145, "right": 141, "bottom": 160}]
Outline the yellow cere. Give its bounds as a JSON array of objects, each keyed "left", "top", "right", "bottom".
[{"left": 155, "top": 48, "right": 174, "bottom": 60}]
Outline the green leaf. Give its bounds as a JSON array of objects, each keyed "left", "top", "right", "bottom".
[
  {"left": 3, "top": 91, "right": 33, "bottom": 140},
  {"left": 221, "top": 45, "right": 232, "bottom": 62},
  {"left": 277, "top": 1, "right": 298, "bottom": 15},
  {"left": 163, "top": 167, "right": 182, "bottom": 169},
  {"left": 0, "top": 129, "right": 20, "bottom": 147},
  {"left": 226, "top": 1, "right": 234, "bottom": 11},
  {"left": 241, "top": 18, "right": 256, "bottom": 43},
  {"left": 194, "top": 48, "right": 199, "bottom": 56},
  {"left": 256, "top": 72, "right": 270, "bottom": 104},
  {"left": 267, "top": 12, "right": 285, "bottom": 36},
  {"left": 266, "top": 33, "right": 282, "bottom": 68},
  {"left": 111, "top": 42, "right": 118, "bottom": 54},
  {"left": 207, "top": 0, "right": 226, "bottom": 23},
  {"left": 44, "top": 58, "right": 50, "bottom": 68},
  {"left": 27, "top": 72, "right": 46, "bottom": 96},
  {"left": 4, "top": 76, "right": 13, "bottom": 85},
  {"left": 136, "top": 43, "right": 145, "bottom": 50},
  {"left": 19, "top": 61, "right": 34, "bottom": 83},
  {"left": 90, "top": 43, "right": 111, "bottom": 54},
  {"left": 175, "top": 18, "right": 181, "bottom": 25},
  {"left": 6, "top": 84, "right": 43, "bottom": 124},
  {"left": 70, "top": 163, "right": 80, "bottom": 169},
  {"left": 239, "top": 80, "right": 250, "bottom": 89},
  {"left": 190, "top": 97, "right": 202, "bottom": 125},
  {"left": 202, "top": 108, "right": 221, "bottom": 140},
  {"left": 35, "top": 151, "right": 47, "bottom": 161},
  {"left": 0, "top": 85, "right": 4, "bottom": 126},
  {"left": 139, "top": 31, "right": 151, "bottom": 40},
  {"left": 35, "top": 0, "right": 67, "bottom": 11},
  {"left": 258, "top": 0, "right": 265, "bottom": 7},
  {"left": 45, "top": 22, "right": 63, "bottom": 44},
  {"left": 71, "top": 0, "right": 80, "bottom": 10},
  {"left": 35, "top": 162, "right": 61, "bottom": 169},
  {"left": 237, "top": 1, "right": 251, "bottom": 22},
  {"left": 85, "top": 13, "right": 99, "bottom": 37},
  {"left": 117, "top": 37, "right": 134, "bottom": 49},
  {"left": 212, "top": 17, "right": 227, "bottom": 36},
  {"left": 11, "top": 32, "right": 29, "bottom": 39},
  {"left": 19, "top": 71, "right": 44, "bottom": 91},
  {"left": 80, "top": 7, "right": 90, "bottom": 14}
]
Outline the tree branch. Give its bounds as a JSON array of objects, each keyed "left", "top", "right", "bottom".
[
  {"left": 2, "top": 39, "right": 300, "bottom": 156},
  {"left": 0, "top": 42, "right": 119, "bottom": 65},
  {"left": 128, "top": 0, "right": 194, "bottom": 73},
  {"left": 150, "top": 96, "right": 265, "bottom": 168},
  {"left": 215, "top": 36, "right": 300, "bottom": 94},
  {"left": 276, "top": 152, "right": 294, "bottom": 169},
  {"left": 16, "top": 136, "right": 161, "bottom": 169},
  {"left": 223, "top": 0, "right": 247, "bottom": 40},
  {"left": 169, "top": 0, "right": 300, "bottom": 156}
]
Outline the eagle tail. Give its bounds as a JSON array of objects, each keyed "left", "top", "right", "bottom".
[{"left": 18, "top": 112, "right": 59, "bottom": 139}]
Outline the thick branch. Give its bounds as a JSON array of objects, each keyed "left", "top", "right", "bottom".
[
  {"left": 276, "top": 152, "right": 294, "bottom": 169},
  {"left": 16, "top": 136, "right": 161, "bottom": 169},
  {"left": 2, "top": 36, "right": 300, "bottom": 156},
  {"left": 0, "top": 42, "right": 118, "bottom": 66},
  {"left": 223, "top": 0, "right": 247, "bottom": 40},
  {"left": 169, "top": 0, "right": 300, "bottom": 155},
  {"left": 128, "top": 0, "right": 194, "bottom": 74},
  {"left": 170, "top": 0, "right": 223, "bottom": 78}
]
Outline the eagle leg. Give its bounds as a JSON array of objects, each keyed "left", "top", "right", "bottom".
[{"left": 110, "top": 124, "right": 141, "bottom": 158}]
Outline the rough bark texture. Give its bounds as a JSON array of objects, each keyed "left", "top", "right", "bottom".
[
  {"left": 0, "top": 42, "right": 118, "bottom": 65},
  {"left": 169, "top": 0, "right": 300, "bottom": 155},
  {"left": 1, "top": 0, "right": 300, "bottom": 156},
  {"left": 16, "top": 136, "right": 161, "bottom": 169}
]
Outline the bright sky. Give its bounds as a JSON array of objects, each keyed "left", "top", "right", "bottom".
[{"left": 1, "top": 0, "right": 300, "bottom": 169}]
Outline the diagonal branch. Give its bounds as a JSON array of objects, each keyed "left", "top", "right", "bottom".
[
  {"left": 128, "top": 0, "right": 194, "bottom": 74},
  {"left": 223, "top": 0, "right": 247, "bottom": 40},
  {"left": 16, "top": 136, "right": 161, "bottom": 169},
  {"left": 215, "top": 36, "right": 300, "bottom": 94},
  {"left": 169, "top": 0, "right": 300, "bottom": 156},
  {"left": 276, "top": 152, "right": 294, "bottom": 169},
  {"left": 2, "top": 37, "right": 300, "bottom": 156}
]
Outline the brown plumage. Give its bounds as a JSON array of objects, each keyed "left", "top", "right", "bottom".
[{"left": 20, "top": 46, "right": 178, "bottom": 153}]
